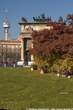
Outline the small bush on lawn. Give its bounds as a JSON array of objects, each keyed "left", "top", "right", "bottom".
[{"left": 51, "top": 57, "right": 73, "bottom": 75}]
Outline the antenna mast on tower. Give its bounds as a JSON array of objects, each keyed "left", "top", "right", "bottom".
[{"left": 3, "top": 9, "right": 10, "bottom": 40}]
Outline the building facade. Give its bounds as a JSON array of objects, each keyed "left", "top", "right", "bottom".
[
  {"left": 0, "top": 40, "right": 21, "bottom": 66},
  {"left": 0, "top": 18, "right": 53, "bottom": 66},
  {"left": 18, "top": 19, "right": 53, "bottom": 65}
]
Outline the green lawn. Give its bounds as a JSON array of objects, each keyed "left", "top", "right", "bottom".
[{"left": 0, "top": 68, "right": 73, "bottom": 110}]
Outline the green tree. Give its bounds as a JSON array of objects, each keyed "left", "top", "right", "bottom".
[{"left": 58, "top": 16, "right": 64, "bottom": 23}]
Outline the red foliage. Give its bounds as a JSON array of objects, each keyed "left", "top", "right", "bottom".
[{"left": 31, "top": 20, "right": 73, "bottom": 59}]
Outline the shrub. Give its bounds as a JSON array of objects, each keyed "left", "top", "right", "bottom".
[
  {"left": 51, "top": 59, "right": 63, "bottom": 73},
  {"left": 51, "top": 57, "right": 73, "bottom": 74},
  {"left": 60, "top": 57, "right": 73, "bottom": 72}
]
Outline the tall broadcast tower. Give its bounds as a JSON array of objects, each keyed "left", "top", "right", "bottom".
[{"left": 3, "top": 17, "right": 10, "bottom": 40}]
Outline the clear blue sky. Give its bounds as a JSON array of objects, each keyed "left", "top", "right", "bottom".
[{"left": 0, "top": 0, "right": 73, "bottom": 39}]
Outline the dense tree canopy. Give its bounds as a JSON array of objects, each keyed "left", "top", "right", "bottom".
[
  {"left": 30, "top": 14, "right": 73, "bottom": 73},
  {"left": 31, "top": 14, "right": 73, "bottom": 59}
]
